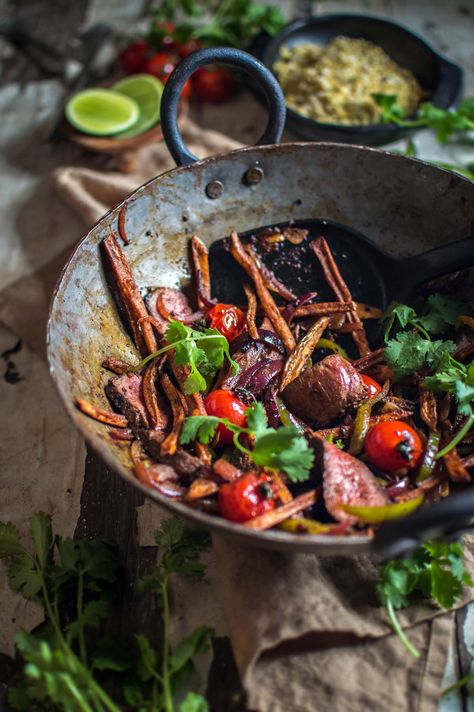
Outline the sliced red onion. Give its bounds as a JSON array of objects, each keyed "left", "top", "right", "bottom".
[
  {"left": 282, "top": 292, "right": 318, "bottom": 324},
  {"left": 230, "top": 329, "right": 285, "bottom": 356},
  {"left": 386, "top": 478, "right": 411, "bottom": 498},
  {"left": 236, "top": 359, "right": 284, "bottom": 394}
]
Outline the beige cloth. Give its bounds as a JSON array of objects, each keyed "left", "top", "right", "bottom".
[{"left": 0, "top": 114, "right": 472, "bottom": 710}]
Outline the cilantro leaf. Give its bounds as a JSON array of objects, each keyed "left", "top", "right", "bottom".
[
  {"left": 0, "top": 521, "right": 25, "bottom": 557},
  {"left": 455, "top": 381, "right": 474, "bottom": 416},
  {"left": 8, "top": 555, "right": 42, "bottom": 599},
  {"left": 180, "top": 415, "right": 221, "bottom": 445},
  {"left": 378, "top": 540, "right": 474, "bottom": 657},
  {"left": 180, "top": 402, "right": 314, "bottom": 482},
  {"left": 245, "top": 401, "right": 268, "bottom": 435},
  {"left": 418, "top": 294, "right": 471, "bottom": 335},
  {"left": 252, "top": 426, "right": 314, "bottom": 482},
  {"left": 385, "top": 331, "right": 455, "bottom": 379},
  {"left": 423, "top": 351, "right": 466, "bottom": 391},
  {"left": 382, "top": 302, "right": 418, "bottom": 341},
  {"left": 169, "top": 626, "right": 212, "bottom": 676},
  {"left": 180, "top": 692, "right": 209, "bottom": 712}
]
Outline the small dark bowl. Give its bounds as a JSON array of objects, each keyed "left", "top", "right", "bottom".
[{"left": 252, "top": 14, "right": 463, "bottom": 145}]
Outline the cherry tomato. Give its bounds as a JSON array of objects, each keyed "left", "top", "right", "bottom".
[
  {"left": 119, "top": 39, "right": 150, "bottom": 74},
  {"left": 193, "top": 66, "right": 233, "bottom": 103},
  {"left": 204, "top": 389, "right": 247, "bottom": 446},
  {"left": 144, "top": 52, "right": 192, "bottom": 100},
  {"left": 219, "top": 473, "right": 277, "bottom": 522},
  {"left": 208, "top": 303, "right": 245, "bottom": 342},
  {"left": 364, "top": 421, "right": 423, "bottom": 472},
  {"left": 361, "top": 374, "right": 382, "bottom": 398}
]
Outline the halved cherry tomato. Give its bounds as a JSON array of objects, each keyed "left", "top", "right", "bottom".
[
  {"left": 119, "top": 39, "right": 150, "bottom": 74},
  {"left": 364, "top": 421, "right": 423, "bottom": 472},
  {"left": 203, "top": 389, "right": 247, "bottom": 445},
  {"left": 193, "top": 66, "right": 233, "bottom": 103},
  {"left": 361, "top": 374, "right": 382, "bottom": 398},
  {"left": 219, "top": 472, "right": 277, "bottom": 522},
  {"left": 144, "top": 52, "right": 192, "bottom": 100},
  {"left": 208, "top": 303, "right": 245, "bottom": 342}
]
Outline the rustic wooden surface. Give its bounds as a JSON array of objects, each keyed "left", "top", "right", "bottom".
[{"left": 0, "top": 0, "right": 473, "bottom": 710}]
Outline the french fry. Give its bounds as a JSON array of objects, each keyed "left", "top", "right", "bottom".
[
  {"left": 243, "top": 490, "right": 317, "bottom": 530},
  {"left": 74, "top": 398, "right": 128, "bottom": 427},
  {"left": 280, "top": 317, "right": 329, "bottom": 391}
]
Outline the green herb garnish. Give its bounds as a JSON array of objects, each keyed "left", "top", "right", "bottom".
[
  {"left": 383, "top": 294, "right": 471, "bottom": 342},
  {"left": 384, "top": 331, "right": 456, "bottom": 380},
  {"left": 372, "top": 93, "right": 474, "bottom": 142},
  {"left": 377, "top": 540, "right": 473, "bottom": 658},
  {"left": 180, "top": 401, "right": 314, "bottom": 482},
  {"left": 134, "top": 320, "right": 238, "bottom": 394},
  {"left": 1, "top": 514, "right": 211, "bottom": 712}
]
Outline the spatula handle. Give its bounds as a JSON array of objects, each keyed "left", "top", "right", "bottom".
[
  {"left": 398, "top": 236, "right": 473, "bottom": 295},
  {"left": 373, "top": 489, "right": 474, "bottom": 559}
]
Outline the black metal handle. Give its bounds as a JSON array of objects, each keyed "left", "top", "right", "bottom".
[
  {"left": 432, "top": 57, "right": 464, "bottom": 109},
  {"left": 373, "top": 489, "right": 474, "bottom": 559},
  {"left": 160, "top": 47, "right": 286, "bottom": 166},
  {"left": 396, "top": 235, "right": 473, "bottom": 300}
]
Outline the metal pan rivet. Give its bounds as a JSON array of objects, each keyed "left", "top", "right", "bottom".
[
  {"left": 205, "top": 180, "right": 224, "bottom": 199},
  {"left": 243, "top": 167, "right": 264, "bottom": 186}
]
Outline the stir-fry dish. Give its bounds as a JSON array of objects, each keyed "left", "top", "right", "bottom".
[{"left": 75, "top": 223, "right": 474, "bottom": 536}]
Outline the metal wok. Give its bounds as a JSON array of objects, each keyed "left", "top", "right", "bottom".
[{"left": 48, "top": 48, "right": 474, "bottom": 556}]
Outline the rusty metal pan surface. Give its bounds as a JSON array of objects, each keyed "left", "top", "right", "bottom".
[{"left": 48, "top": 139, "right": 474, "bottom": 554}]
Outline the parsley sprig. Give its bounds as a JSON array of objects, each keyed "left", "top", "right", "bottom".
[
  {"left": 1, "top": 514, "right": 212, "bottom": 712},
  {"left": 372, "top": 93, "right": 474, "bottom": 142},
  {"left": 378, "top": 540, "right": 473, "bottom": 658},
  {"left": 180, "top": 401, "right": 314, "bottom": 482},
  {"left": 134, "top": 320, "right": 238, "bottom": 394}
]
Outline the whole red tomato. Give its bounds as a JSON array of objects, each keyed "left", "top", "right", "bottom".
[
  {"left": 364, "top": 421, "right": 423, "bottom": 472},
  {"left": 144, "top": 52, "right": 192, "bottom": 100},
  {"left": 208, "top": 303, "right": 245, "bottom": 342},
  {"left": 193, "top": 66, "right": 233, "bottom": 103},
  {"left": 219, "top": 473, "right": 277, "bottom": 522},
  {"left": 360, "top": 374, "right": 382, "bottom": 398},
  {"left": 204, "top": 389, "right": 247, "bottom": 446},
  {"left": 119, "top": 39, "right": 150, "bottom": 74}
]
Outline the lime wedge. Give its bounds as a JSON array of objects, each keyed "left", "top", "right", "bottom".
[
  {"left": 112, "top": 74, "right": 164, "bottom": 139},
  {"left": 66, "top": 89, "right": 140, "bottom": 136}
]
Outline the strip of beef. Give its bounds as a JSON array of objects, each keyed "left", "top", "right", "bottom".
[
  {"left": 319, "top": 440, "right": 388, "bottom": 524},
  {"left": 137, "top": 428, "right": 210, "bottom": 479},
  {"left": 105, "top": 373, "right": 149, "bottom": 429},
  {"left": 282, "top": 354, "right": 368, "bottom": 427}
]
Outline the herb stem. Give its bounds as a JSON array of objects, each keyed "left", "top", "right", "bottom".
[
  {"left": 133, "top": 335, "right": 227, "bottom": 372},
  {"left": 77, "top": 569, "right": 87, "bottom": 665},
  {"left": 435, "top": 413, "right": 474, "bottom": 459},
  {"left": 413, "top": 323, "right": 431, "bottom": 342},
  {"left": 63, "top": 676, "right": 94, "bottom": 712},
  {"left": 161, "top": 575, "right": 174, "bottom": 712},
  {"left": 443, "top": 669, "right": 474, "bottom": 696},
  {"left": 386, "top": 599, "right": 420, "bottom": 658}
]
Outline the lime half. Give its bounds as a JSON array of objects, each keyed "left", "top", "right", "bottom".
[
  {"left": 66, "top": 89, "right": 140, "bottom": 136},
  {"left": 112, "top": 74, "right": 164, "bottom": 139}
]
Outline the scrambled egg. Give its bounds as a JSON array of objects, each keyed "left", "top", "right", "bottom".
[{"left": 273, "top": 36, "right": 424, "bottom": 125}]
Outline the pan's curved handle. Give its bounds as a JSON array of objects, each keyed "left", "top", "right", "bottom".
[
  {"left": 373, "top": 489, "right": 474, "bottom": 559},
  {"left": 160, "top": 47, "right": 286, "bottom": 167}
]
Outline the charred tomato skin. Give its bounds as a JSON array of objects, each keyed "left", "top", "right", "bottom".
[
  {"left": 203, "top": 389, "right": 247, "bottom": 445},
  {"left": 360, "top": 374, "right": 382, "bottom": 397},
  {"left": 208, "top": 303, "right": 245, "bottom": 342},
  {"left": 219, "top": 473, "right": 276, "bottom": 522},
  {"left": 364, "top": 420, "right": 423, "bottom": 472}
]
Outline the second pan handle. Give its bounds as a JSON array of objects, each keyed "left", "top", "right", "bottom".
[{"left": 160, "top": 47, "right": 286, "bottom": 167}]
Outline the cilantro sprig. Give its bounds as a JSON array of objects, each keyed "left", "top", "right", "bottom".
[
  {"left": 372, "top": 93, "right": 474, "bottom": 142},
  {"left": 384, "top": 331, "right": 456, "bottom": 380},
  {"left": 134, "top": 320, "right": 238, "bottom": 394},
  {"left": 383, "top": 294, "right": 472, "bottom": 342},
  {"left": 1, "top": 514, "right": 211, "bottom": 712},
  {"left": 378, "top": 540, "right": 473, "bottom": 658},
  {"left": 180, "top": 401, "right": 314, "bottom": 482},
  {"left": 424, "top": 357, "right": 474, "bottom": 457}
]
